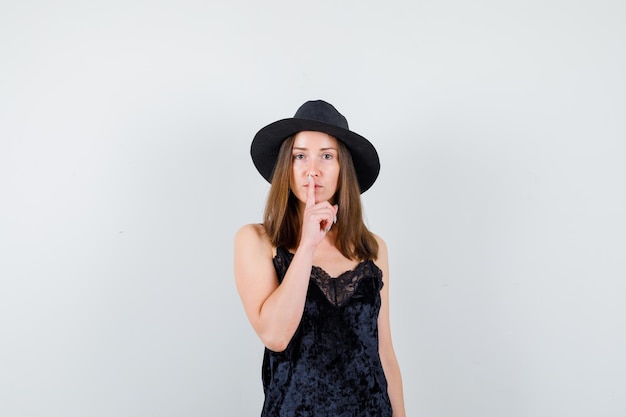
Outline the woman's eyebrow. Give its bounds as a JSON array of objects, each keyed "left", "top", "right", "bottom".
[{"left": 292, "top": 147, "right": 337, "bottom": 151}]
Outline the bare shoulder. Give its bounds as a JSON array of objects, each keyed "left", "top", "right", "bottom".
[
  {"left": 234, "top": 223, "right": 276, "bottom": 283},
  {"left": 235, "top": 223, "right": 266, "bottom": 241},
  {"left": 370, "top": 232, "right": 391, "bottom": 288},
  {"left": 235, "top": 224, "right": 273, "bottom": 255},
  {"left": 234, "top": 223, "right": 281, "bottom": 328},
  {"left": 371, "top": 232, "right": 389, "bottom": 262}
]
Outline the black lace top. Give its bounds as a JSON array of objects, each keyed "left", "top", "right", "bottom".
[{"left": 261, "top": 247, "right": 392, "bottom": 417}]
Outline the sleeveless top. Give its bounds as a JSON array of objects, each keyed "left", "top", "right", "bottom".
[{"left": 261, "top": 247, "right": 392, "bottom": 417}]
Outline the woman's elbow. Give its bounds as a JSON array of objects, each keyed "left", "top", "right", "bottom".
[
  {"left": 258, "top": 326, "right": 296, "bottom": 352},
  {"left": 254, "top": 313, "right": 300, "bottom": 352},
  {"left": 265, "top": 340, "right": 289, "bottom": 352}
]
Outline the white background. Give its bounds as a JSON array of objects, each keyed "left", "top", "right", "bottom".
[{"left": 1, "top": 1, "right": 625, "bottom": 416}]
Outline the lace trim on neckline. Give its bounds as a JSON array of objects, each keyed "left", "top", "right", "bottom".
[{"left": 274, "top": 247, "right": 381, "bottom": 307}]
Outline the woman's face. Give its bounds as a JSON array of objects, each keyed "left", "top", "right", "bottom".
[{"left": 290, "top": 131, "right": 340, "bottom": 205}]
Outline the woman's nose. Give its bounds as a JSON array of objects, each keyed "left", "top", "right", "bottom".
[{"left": 307, "top": 160, "right": 319, "bottom": 176}]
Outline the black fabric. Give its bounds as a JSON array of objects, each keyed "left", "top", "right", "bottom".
[{"left": 261, "top": 247, "right": 392, "bottom": 417}]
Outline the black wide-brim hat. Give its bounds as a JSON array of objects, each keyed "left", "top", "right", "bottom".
[{"left": 251, "top": 100, "right": 380, "bottom": 193}]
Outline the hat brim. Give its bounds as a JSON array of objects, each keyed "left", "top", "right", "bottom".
[{"left": 251, "top": 118, "right": 380, "bottom": 193}]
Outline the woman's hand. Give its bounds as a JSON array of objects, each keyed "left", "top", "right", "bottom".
[{"left": 299, "top": 176, "right": 338, "bottom": 249}]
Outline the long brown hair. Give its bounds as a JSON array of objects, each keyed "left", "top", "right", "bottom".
[{"left": 263, "top": 135, "right": 379, "bottom": 261}]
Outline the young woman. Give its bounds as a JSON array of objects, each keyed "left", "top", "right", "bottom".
[{"left": 234, "top": 100, "right": 405, "bottom": 417}]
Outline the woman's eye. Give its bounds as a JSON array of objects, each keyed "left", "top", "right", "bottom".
[
  {"left": 322, "top": 153, "right": 334, "bottom": 160},
  {"left": 293, "top": 153, "right": 305, "bottom": 160}
]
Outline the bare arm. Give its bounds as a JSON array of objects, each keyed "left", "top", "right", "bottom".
[
  {"left": 376, "top": 236, "right": 406, "bottom": 417},
  {"left": 234, "top": 224, "right": 314, "bottom": 351},
  {"left": 234, "top": 177, "right": 338, "bottom": 352}
]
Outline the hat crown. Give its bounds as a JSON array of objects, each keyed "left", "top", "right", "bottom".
[{"left": 294, "top": 100, "right": 349, "bottom": 130}]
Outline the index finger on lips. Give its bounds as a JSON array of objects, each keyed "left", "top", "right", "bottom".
[{"left": 306, "top": 175, "right": 315, "bottom": 208}]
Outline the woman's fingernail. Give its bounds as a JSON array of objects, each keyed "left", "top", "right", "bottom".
[
  {"left": 307, "top": 174, "right": 312, "bottom": 183},
  {"left": 334, "top": 215, "right": 337, "bottom": 224}
]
